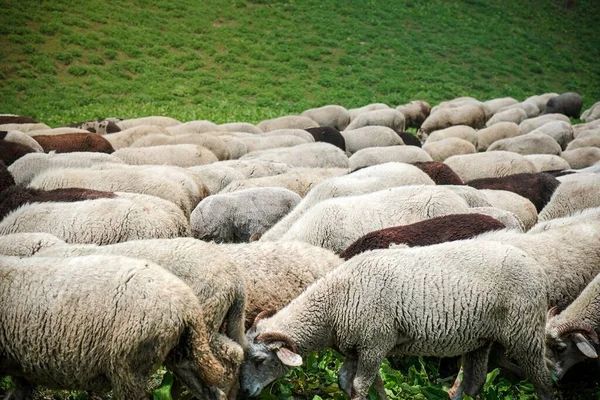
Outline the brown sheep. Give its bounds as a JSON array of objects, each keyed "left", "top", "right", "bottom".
[
  {"left": 0, "top": 115, "right": 38, "bottom": 124},
  {"left": 33, "top": 133, "right": 115, "bottom": 154},
  {"left": 412, "top": 161, "right": 464, "bottom": 185}
]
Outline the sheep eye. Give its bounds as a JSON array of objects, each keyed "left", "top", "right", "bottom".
[
  {"left": 254, "top": 356, "right": 266, "bottom": 365},
  {"left": 556, "top": 346, "right": 567, "bottom": 354}
]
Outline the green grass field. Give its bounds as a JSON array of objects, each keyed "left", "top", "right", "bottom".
[{"left": 1, "top": 0, "right": 600, "bottom": 399}]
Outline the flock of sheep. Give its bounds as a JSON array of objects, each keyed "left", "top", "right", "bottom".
[{"left": 1, "top": 92, "right": 600, "bottom": 400}]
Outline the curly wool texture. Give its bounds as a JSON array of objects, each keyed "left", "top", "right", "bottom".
[
  {"left": 279, "top": 185, "right": 471, "bottom": 253},
  {"left": 218, "top": 241, "right": 343, "bottom": 329},
  {"left": 188, "top": 165, "right": 246, "bottom": 194},
  {"left": 131, "top": 133, "right": 232, "bottom": 161},
  {"left": 539, "top": 173, "right": 600, "bottom": 221},
  {"left": 444, "top": 151, "right": 536, "bottom": 182},
  {"left": 466, "top": 207, "right": 525, "bottom": 231},
  {"left": 0, "top": 195, "right": 190, "bottom": 244},
  {"left": 340, "top": 213, "right": 505, "bottom": 259},
  {"left": 33, "top": 133, "right": 114, "bottom": 154},
  {"left": 191, "top": 187, "right": 301, "bottom": 243},
  {"left": 412, "top": 162, "right": 464, "bottom": 185},
  {"left": 0, "top": 232, "right": 65, "bottom": 256},
  {"left": 349, "top": 146, "right": 433, "bottom": 170},
  {"left": 215, "top": 159, "right": 291, "bottom": 179},
  {"left": 529, "top": 121, "right": 574, "bottom": 150},
  {"left": 260, "top": 163, "right": 434, "bottom": 241},
  {"left": 0, "top": 255, "right": 223, "bottom": 398},
  {"left": 240, "top": 142, "right": 349, "bottom": 169},
  {"left": 425, "top": 125, "right": 478, "bottom": 147},
  {"left": 340, "top": 126, "right": 405, "bottom": 155}
]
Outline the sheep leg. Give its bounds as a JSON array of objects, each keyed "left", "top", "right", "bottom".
[
  {"left": 350, "top": 350, "right": 388, "bottom": 400},
  {"left": 4, "top": 377, "right": 34, "bottom": 400},
  {"left": 460, "top": 344, "right": 492, "bottom": 397},
  {"left": 505, "top": 338, "right": 554, "bottom": 400},
  {"left": 338, "top": 357, "right": 358, "bottom": 396},
  {"left": 110, "top": 376, "right": 149, "bottom": 400},
  {"left": 224, "top": 294, "right": 248, "bottom": 349},
  {"left": 170, "top": 363, "right": 226, "bottom": 400},
  {"left": 171, "top": 376, "right": 183, "bottom": 399}
]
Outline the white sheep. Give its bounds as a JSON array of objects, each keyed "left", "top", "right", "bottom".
[
  {"left": 26, "top": 127, "right": 90, "bottom": 136},
  {"left": 348, "top": 103, "right": 390, "bottom": 121},
  {"left": 560, "top": 147, "right": 600, "bottom": 169},
  {"left": 479, "top": 189, "right": 538, "bottom": 230},
  {"left": 215, "top": 159, "right": 291, "bottom": 179},
  {"left": 573, "top": 120, "right": 600, "bottom": 138},
  {"left": 422, "top": 137, "right": 476, "bottom": 161},
  {"left": 524, "top": 93, "right": 559, "bottom": 114},
  {"left": 497, "top": 101, "right": 540, "bottom": 118},
  {"left": 349, "top": 146, "right": 432, "bottom": 170},
  {"left": 113, "top": 144, "right": 218, "bottom": 167},
  {"left": 483, "top": 97, "right": 519, "bottom": 115},
  {"left": 519, "top": 114, "right": 570, "bottom": 134},
  {"left": 524, "top": 154, "right": 571, "bottom": 172},
  {"left": 104, "top": 124, "right": 171, "bottom": 149},
  {"left": 476, "top": 122, "right": 523, "bottom": 151},
  {"left": 166, "top": 120, "right": 220, "bottom": 135},
  {"left": 466, "top": 207, "right": 525, "bottom": 231},
  {"left": 219, "top": 122, "right": 263, "bottom": 134},
  {"left": 240, "top": 142, "right": 349, "bottom": 168},
  {"left": 116, "top": 116, "right": 181, "bottom": 130},
  {"left": 485, "top": 108, "right": 528, "bottom": 127},
  {"left": 487, "top": 132, "right": 561, "bottom": 155},
  {"left": 131, "top": 133, "right": 232, "bottom": 161},
  {"left": 341, "top": 126, "right": 404, "bottom": 154},
  {"left": 566, "top": 134, "right": 600, "bottom": 151},
  {"left": 344, "top": 109, "right": 405, "bottom": 133},
  {"left": 219, "top": 135, "right": 249, "bottom": 159},
  {"left": 529, "top": 121, "right": 574, "bottom": 150},
  {"left": 581, "top": 102, "right": 600, "bottom": 122},
  {"left": 1, "top": 130, "right": 44, "bottom": 152},
  {"left": 444, "top": 151, "right": 536, "bottom": 182},
  {"left": 188, "top": 164, "right": 247, "bottom": 194},
  {"left": 0, "top": 232, "right": 65, "bottom": 256},
  {"left": 539, "top": 173, "right": 600, "bottom": 221},
  {"left": 420, "top": 104, "right": 487, "bottom": 134},
  {"left": 301, "top": 105, "right": 351, "bottom": 131},
  {"left": 238, "top": 135, "right": 310, "bottom": 153},
  {"left": 424, "top": 125, "right": 478, "bottom": 146},
  {"left": 0, "top": 122, "right": 51, "bottom": 133},
  {"left": 257, "top": 115, "right": 318, "bottom": 132}
]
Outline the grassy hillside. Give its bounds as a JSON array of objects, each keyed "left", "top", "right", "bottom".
[{"left": 0, "top": 0, "right": 599, "bottom": 127}]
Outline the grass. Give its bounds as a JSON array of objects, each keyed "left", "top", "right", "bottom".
[{"left": 0, "top": 0, "right": 598, "bottom": 127}]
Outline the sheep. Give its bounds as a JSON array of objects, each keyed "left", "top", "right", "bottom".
[
  {"left": 188, "top": 165, "right": 247, "bottom": 194},
  {"left": 257, "top": 128, "right": 315, "bottom": 142},
  {"left": 0, "top": 160, "right": 14, "bottom": 192},
  {"left": 131, "top": 133, "right": 232, "bottom": 161},
  {"left": 69, "top": 118, "right": 121, "bottom": 134},
  {"left": 529, "top": 121, "right": 574, "bottom": 150},
  {"left": 524, "top": 93, "right": 559, "bottom": 114},
  {"left": 341, "top": 126, "right": 404, "bottom": 154},
  {"left": 104, "top": 124, "right": 171, "bottom": 149},
  {"left": 560, "top": 147, "right": 600, "bottom": 169},
  {"left": 113, "top": 144, "right": 218, "bottom": 167},
  {"left": 220, "top": 168, "right": 348, "bottom": 197},
  {"left": 566, "top": 134, "right": 600, "bottom": 151},
  {"left": 485, "top": 108, "right": 528, "bottom": 127},
  {"left": 260, "top": 163, "right": 435, "bottom": 241},
  {"left": 520, "top": 114, "right": 571, "bottom": 134},
  {"left": 116, "top": 116, "right": 181, "bottom": 130},
  {"left": 344, "top": 109, "right": 406, "bottom": 133},
  {"left": 218, "top": 240, "right": 343, "bottom": 329},
  {"left": 539, "top": 173, "right": 600, "bottom": 221},
  {"left": 305, "top": 127, "right": 346, "bottom": 151},
  {"left": 524, "top": 155, "right": 571, "bottom": 172},
  {"left": 0, "top": 122, "right": 50, "bottom": 133},
  {"left": 466, "top": 207, "right": 525, "bottom": 231},
  {"left": 7, "top": 151, "right": 124, "bottom": 185},
  {"left": 0, "top": 232, "right": 65, "bottom": 256},
  {"left": 395, "top": 100, "right": 431, "bottom": 129},
  {"left": 442, "top": 185, "right": 493, "bottom": 208},
  {"left": 424, "top": 125, "right": 478, "bottom": 146},
  {"left": 191, "top": 187, "right": 301, "bottom": 243},
  {"left": 0, "top": 140, "right": 36, "bottom": 165},
  {"left": 257, "top": 115, "right": 319, "bottom": 132},
  {"left": 26, "top": 127, "right": 90, "bottom": 136},
  {"left": 483, "top": 97, "right": 519, "bottom": 115},
  {"left": 487, "top": 132, "right": 561, "bottom": 155},
  {"left": 530, "top": 207, "right": 600, "bottom": 233},
  {"left": 0, "top": 194, "right": 191, "bottom": 244},
  {"left": 301, "top": 105, "right": 351, "bottom": 131},
  {"left": 215, "top": 159, "right": 291, "bottom": 179},
  {"left": 573, "top": 120, "right": 600, "bottom": 138},
  {"left": 582, "top": 102, "right": 600, "bottom": 122},
  {"left": 398, "top": 132, "right": 422, "bottom": 147},
  {"left": 0, "top": 114, "right": 38, "bottom": 124},
  {"left": 412, "top": 161, "right": 464, "bottom": 185},
  {"left": 240, "top": 240, "right": 553, "bottom": 400},
  {"left": 577, "top": 127, "right": 600, "bottom": 140},
  {"left": 422, "top": 137, "right": 476, "bottom": 161},
  {"left": 420, "top": 104, "right": 487, "bottom": 134},
  {"left": 476, "top": 122, "right": 522, "bottom": 151},
  {"left": 542, "top": 92, "right": 583, "bottom": 118},
  {"left": 444, "top": 151, "right": 536, "bottom": 182},
  {"left": 240, "top": 142, "right": 349, "bottom": 168},
  {"left": 349, "top": 146, "right": 432, "bottom": 170},
  {"left": 219, "top": 122, "right": 263, "bottom": 134},
  {"left": 340, "top": 213, "right": 506, "bottom": 259},
  {"left": 497, "top": 101, "right": 540, "bottom": 118},
  {"left": 238, "top": 135, "right": 310, "bottom": 153},
  {"left": 278, "top": 185, "right": 471, "bottom": 253},
  {"left": 219, "top": 136, "right": 249, "bottom": 159},
  {"left": 466, "top": 173, "right": 560, "bottom": 212},
  {"left": 348, "top": 103, "right": 390, "bottom": 120},
  {"left": 0, "top": 130, "right": 44, "bottom": 152},
  {"left": 478, "top": 189, "right": 538, "bottom": 230},
  {"left": 0, "top": 255, "right": 225, "bottom": 400},
  {"left": 166, "top": 120, "right": 220, "bottom": 135},
  {"left": 429, "top": 97, "right": 481, "bottom": 115},
  {"left": 32, "top": 132, "right": 115, "bottom": 154}
]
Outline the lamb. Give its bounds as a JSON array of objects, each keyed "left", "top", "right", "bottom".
[
  {"left": 539, "top": 173, "right": 600, "bottom": 221},
  {"left": 344, "top": 109, "right": 406, "bottom": 133},
  {"left": 240, "top": 241, "right": 553, "bottom": 400},
  {"left": 560, "top": 147, "right": 600, "bottom": 169},
  {"left": 424, "top": 125, "right": 478, "bottom": 147},
  {"left": 191, "top": 188, "right": 301, "bottom": 243},
  {"left": 476, "top": 122, "right": 522, "bottom": 151},
  {"left": 7, "top": 152, "right": 124, "bottom": 185},
  {"left": 419, "top": 104, "right": 487, "bottom": 134},
  {"left": 240, "top": 142, "right": 349, "bottom": 168},
  {"left": 478, "top": 189, "right": 538, "bottom": 230},
  {"left": 260, "top": 163, "right": 435, "bottom": 241},
  {"left": 348, "top": 103, "right": 390, "bottom": 120},
  {"left": 0, "top": 232, "right": 65, "bottom": 256},
  {"left": 422, "top": 137, "right": 476, "bottom": 161},
  {"left": 116, "top": 116, "right": 181, "bottom": 130},
  {"left": 349, "top": 146, "right": 432, "bottom": 170},
  {"left": 444, "top": 151, "right": 536, "bottom": 182},
  {"left": 0, "top": 130, "right": 44, "bottom": 152},
  {"left": 32, "top": 132, "right": 115, "bottom": 153},
  {"left": 257, "top": 115, "right": 319, "bottom": 132},
  {"left": 524, "top": 155, "right": 571, "bottom": 173},
  {"left": 484, "top": 108, "right": 528, "bottom": 126},
  {"left": 483, "top": 97, "right": 519, "bottom": 115},
  {"left": 582, "top": 102, "right": 600, "bottom": 122},
  {"left": 0, "top": 194, "right": 191, "bottom": 244},
  {"left": 0, "top": 140, "right": 36, "bottom": 165},
  {"left": 340, "top": 213, "right": 506, "bottom": 259},
  {"left": 340, "top": 126, "right": 404, "bottom": 154},
  {"left": 412, "top": 161, "right": 464, "bottom": 185},
  {"left": 395, "top": 100, "right": 430, "bottom": 129},
  {"left": 104, "top": 124, "right": 171, "bottom": 149},
  {"left": 278, "top": 185, "right": 471, "bottom": 253},
  {"left": 466, "top": 173, "right": 560, "bottom": 212},
  {"left": 542, "top": 92, "right": 583, "bottom": 118},
  {"left": 304, "top": 127, "right": 346, "bottom": 151},
  {"left": 113, "top": 144, "right": 218, "bottom": 167},
  {"left": 301, "top": 105, "right": 351, "bottom": 131},
  {"left": 0, "top": 255, "right": 224, "bottom": 400},
  {"left": 519, "top": 114, "right": 571, "bottom": 134},
  {"left": 219, "top": 122, "right": 263, "bottom": 134},
  {"left": 487, "top": 132, "right": 562, "bottom": 155}
]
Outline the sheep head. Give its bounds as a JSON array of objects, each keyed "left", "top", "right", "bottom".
[{"left": 546, "top": 317, "right": 599, "bottom": 379}]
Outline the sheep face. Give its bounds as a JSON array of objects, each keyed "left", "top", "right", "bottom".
[{"left": 545, "top": 331, "right": 598, "bottom": 379}]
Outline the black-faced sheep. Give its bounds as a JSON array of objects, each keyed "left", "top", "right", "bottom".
[{"left": 304, "top": 126, "right": 346, "bottom": 151}]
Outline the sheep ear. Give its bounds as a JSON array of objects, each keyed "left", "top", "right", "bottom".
[
  {"left": 572, "top": 333, "right": 598, "bottom": 358},
  {"left": 276, "top": 347, "right": 303, "bottom": 367}
]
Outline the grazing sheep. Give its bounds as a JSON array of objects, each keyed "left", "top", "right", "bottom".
[
  {"left": 239, "top": 135, "right": 309, "bottom": 153},
  {"left": 0, "top": 122, "right": 50, "bottom": 133},
  {"left": 566, "top": 134, "right": 600, "bottom": 151},
  {"left": 524, "top": 93, "right": 559, "bottom": 114},
  {"left": 131, "top": 133, "right": 232, "bottom": 161},
  {"left": 476, "top": 122, "right": 522, "bottom": 152},
  {"left": 166, "top": 120, "right": 220, "bottom": 135},
  {"left": 0, "top": 115, "right": 38, "bottom": 124},
  {"left": 0, "top": 194, "right": 191, "bottom": 244},
  {"left": 278, "top": 185, "right": 471, "bottom": 253},
  {"left": 0, "top": 255, "right": 224, "bottom": 400},
  {"left": 582, "top": 102, "right": 600, "bottom": 122},
  {"left": 423, "top": 137, "right": 476, "bottom": 161},
  {"left": 524, "top": 154, "right": 571, "bottom": 172},
  {"left": 497, "top": 101, "right": 540, "bottom": 118},
  {"left": 219, "top": 136, "right": 249, "bottom": 159},
  {"left": 0, "top": 232, "right": 65, "bottom": 256},
  {"left": 116, "top": 116, "right": 181, "bottom": 130},
  {"left": 0, "top": 130, "right": 44, "bottom": 152},
  {"left": 345, "top": 109, "right": 406, "bottom": 133},
  {"left": 340, "top": 213, "right": 505, "bottom": 259},
  {"left": 219, "top": 122, "right": 263, "bottom": 134},
  {"left": 429, "top": 97, "right": 484, "bottom": 116},
  {"left": 398, "top": 132, "right": 422, "bottom": 147},
  {"left": 395, "top": 100, "right": 431, "bottom": 129},
  {"left": 218, "top": 241, "right": 343, "bottom": 329},
  {"left": 33, "top": 132, "right": 115, "bottom": 154},
  {"left": 560, "top": 148, "right": 600, "bottom": 169},
  {"left": 520, "top": 114, "right": 571, "bottom": 134},
  {"left": 479, "top": 189, "right": 538, "bottom": 230},
  {"left": 104, "top": 124, "right": 171, "bottom": 149},
  {"left": 257, "top": 115, "right": 318, "bottom": 132},
  {"left": 241, "top": 142, "right": 349, "bottom": 169},
  {"left": 258, "top": 128, "right": 315, "bottom": 142},
  {"left": 114, "top": 144, "right": 218, "bottom": 167},
  {"left": 0, "top": 140, "right": 36, "bottom": 165},
  {"left": 420, "top": 104, "right": 487, "bottom": 134},
  {"left": 260, "top": 163, "right": 435, "bottom": 242},
  {"left": 444, "top": 151, "right": 536, "bottom": 182},
  {"left": 191, "top": 188, "right": 301, "bottom": 243},
  {"left": 542, "top": 92, "right": 583, "bottom": 118},
  {"left": 577, "top": 128, "right": 600, "bottom": 140},
  {"left": 483, "top": 97, "right": 519, "bottom": 115},
  {"left": 349, "top": 146, "right": 432, "bottom": 170},
  {"left": 348, "top": 103, "right": 390, "bottom": 121},
  {"left": 412, "top": 161, "right": 464, "bottom": 185},
  {"left": 539, "top": 173, "right": 600, "bottom": 221},
  {"left": 573, "top": 120, "right": 600, "bottom": 138},
  {"left": 69, "top": 119, "right": 121, "bottom": 135},
  {"left": 241, "top": 241, "right": 553, "bottom": 400},
  {"left": 305, "top": 127, "right": 346, "bottom": 151},
  {"left": 485, "top": 108, "right": 528, "bottom": 127},
  {"left": 487, "top": 132, "right": 561, "bottom": 155},
  {"left": 301, "top": 105, "right": 351, "bottom": 131},
  {"left": 425, "top": 125, "right": 478, "bottom": 147},
  {"left": 529, "top": 121, "right": 574, "bottom": 150},
  {"left": 466, "top": 173, "right": 560, "bottom": 212},
  {"left": 341, "top": 126, "right": 404, "bottom": 154}
]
